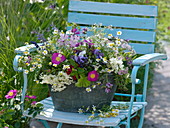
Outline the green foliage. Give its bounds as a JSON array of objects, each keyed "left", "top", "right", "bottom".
[
  {"left": 0, "top": 90, "right": 43, "bottom": 128},
  {"left": 0, "top": 0, "right": 68, "bottom": 100},
  {"left": 75, "top": 76, "right": 91, "bottom": 87}
]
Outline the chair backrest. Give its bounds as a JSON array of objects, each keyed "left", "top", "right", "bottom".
[{"left": 68, "top": 0, "right": 158, "bottom": 54}]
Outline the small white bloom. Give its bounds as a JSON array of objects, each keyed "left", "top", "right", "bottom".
[
  {"left": 117, "top": 31, "right": 122, "bottom": 35},
  {"left": 108, "top": 34, "right": 113, "bottom": 39},
  {"left": 6, "top": 36, "right": 10, "bottom": 41},
  {"left": 63, "top": 65, "right": 70, "bottom": 70},
  {"left": 18, "top": 67, "right": 23, "bottom": 71},
  {"left": 42, "top": 50, "right": 48, "bottom": 55},
  {"left": 37, "top": 64, "right": 42, "bottom": 68},
  {"left": 53, "top": 64, "right": 57, "bottom": 67},
  {"left": 103, "top": 57, "right": 107, "bottom": 63},
  {"left": 49, "top": 62, "right": 52, "bottom": 66},
  {"left": 26, "top": 62, "right": 30, "bottom": 66},
  {"left": 25, "top": 42, "right": 29, "bottom": 45},
  {"left": 66, "top": 30, "right": 74, "bottom": 35},
  {"left": 92, "top": 105, "right": 96, "bottom": 111},
  {"left": 79, "top": 50, "right": 86, "bottom": 57},
  {"left": 30, "top": 67, "right": 35, "bottom": 72},
  {"left": 86, "top": 87, "right": 92, "bottom": 92},
  {"left": 107, "top": 43, "right": 114, "bottom": 47},
  {"left": 116, "top": 40, "right": 121, "bottom": 46},
  {"left": 58, "top": 54, "right": 62, "bottom": 57},
  {"left": 23, "top": 51, "right": 29, "bottom": 55},
  {"left": 92, "top": 85, "right": 96, "bottom": 89},
  {"left": 78, "top": 108, "right": 83, "bottom": 114},
  {"left": 24, "top": 70, "right": 29, "bottom": 74},
  {"left": 53, "top": 29, "right": 59, "bottom": 35}
]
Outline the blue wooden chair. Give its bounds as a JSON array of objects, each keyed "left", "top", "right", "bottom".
[{"left": 13, "top": 0, "right": 167, "bottom": 128}]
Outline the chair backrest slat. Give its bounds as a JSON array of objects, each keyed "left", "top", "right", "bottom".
[
  {"left": 68, "top": 12, "right": 157, "bottom": 30},
  {"left": 68, "top": 0, "right": 158, "bottom": 54},
  {"left": 69, "top": 0, "right": 158, "bottom": 16}
]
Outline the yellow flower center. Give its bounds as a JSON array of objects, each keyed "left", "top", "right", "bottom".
[
  {"left": 56, "top": 57, "right": 61, "bottom": 61},
  {"left": 90, "top": 74, "right": 95, "bottom": 78},
  {"left": 8, "top": 92, "right": 13, "bottom": 96}
]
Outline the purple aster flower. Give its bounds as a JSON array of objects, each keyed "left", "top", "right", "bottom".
[
  {"left": 52, "top": 53, "right": 66, "bottom": 65},
  {"left": 93, "top": 49, "right": 104, "bottom": 59},
  {"left": 106, "top": 82, "right": 113, "bottom": 88},
  {"left": 82, "top": 28, "right": 88, "bottom": 34},
  {"left": 87, "top": 71, "right": 99, "bottom": 81},
  {"left": 87, "top": 43, "right": 94, "bottom": 47},
  {"left": 49, "top": 4, "right": 56, "bottom": 9},
  {"left": 71, "top": 28, "right": 80, "bottom": 34},
  {"left": 105, "top": 88, "right": 111, "bottom": 93},
  {"left": 5, "top": 90, "right": 17, "bottom": 99},
  {"left": 75, "top": 42, "right": 83, "bottom": 47},
  {"left": 36, "top": 34, "right": 46, "bottom": 42},
  {"left": 73, "top": 56, "right": 88, "bottom": 67},
  {"left": 127, "top": 60, "right": 132, "bottom": 65}
]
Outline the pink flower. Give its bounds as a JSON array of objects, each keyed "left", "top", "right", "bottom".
[
  {"left": 31, "top": 101, "right": 37, "bottom": 105},
  {"left": 25, "top": 95, "right": 37, "bottom": 99},
  {"left": 87, "top": 71, "right": 99, "bottom": 81},
  {"left": 5, "top": 90, "right": 17, "bottom": 99},
  {"left": 52, "top": 53, "right": 66, "bottom": 65}
]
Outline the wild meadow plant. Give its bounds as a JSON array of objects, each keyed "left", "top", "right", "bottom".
[{"left": 0, "top": 0, "right": 68, "bottom": 101}]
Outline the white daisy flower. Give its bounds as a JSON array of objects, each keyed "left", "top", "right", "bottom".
[
  {"left": 117, "top": 31, "right": 122, "bottom": 35},
  {"left": 86, "top": 87, "right": 92, "bottom": 92},
  {"left": 24, "top": 70, "right": 29, "bottom": 74}
]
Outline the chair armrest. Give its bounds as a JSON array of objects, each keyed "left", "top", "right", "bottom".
[
  {"left": 132, "top": 53, "right": 167, "bottom": 66},
  {"left": 15, "top": 43, "right": 43, "bottom": 54}
]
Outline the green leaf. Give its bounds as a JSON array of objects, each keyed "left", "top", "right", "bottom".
[
  {"left": 14, "top": 122, "right": 20, "bottom": 128},
  {"left": 75, "top": 76, "right": 91, "bottom": 87},
  {"left": 77, "top": 68, "right": 85, "bottom": 74}
]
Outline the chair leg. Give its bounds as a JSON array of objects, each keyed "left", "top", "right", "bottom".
[
  {"left": 56, "top": 122, "right": 62, "bottom": 128},
  {"left": 138, "top": 107, "right": 145, "bottom": 128},
  {"left": 38, "top": 119, "right": 51, "bottom": 128}
]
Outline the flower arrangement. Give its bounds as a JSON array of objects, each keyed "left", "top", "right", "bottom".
[{"left": 18, "top": 24, "right": 136, "bottom": 93}]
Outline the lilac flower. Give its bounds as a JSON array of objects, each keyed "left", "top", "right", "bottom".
[
  {"left": 106, "top": 82, "right": 113, "bottom": 88},
  {"left": 49, "top": 4, "right": 56, "bottom": 9},
  {"left": 31, "top": 30, "right": 37, "bottom": 34},
  {"left": 52, "top": 53, "right": 66, "bottom": 65},
  {"left": 121, "top": 43, "right": 131, "bottom": 50},
  {"left": 58, "top": 33, "right": 69, "bottom": 45},
  {"left": 5, "top": 90, "right": 17, "bottom": 99},
  {"left": 118, "top": 68, "right": 128, "bottom": 75},
  {"left": 105, "top": 88, "right": 111, "bottom": 93},
  {"left": 36, "top": 34, "right": 46, "bottom": 42},
  {"left": 87, "top": 71, "right": 99, "bottom": 81}
]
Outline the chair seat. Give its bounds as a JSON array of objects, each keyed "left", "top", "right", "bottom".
[{"left": 24, "top": 97, "right": 147, "bottom": 127}]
